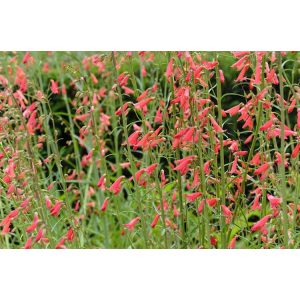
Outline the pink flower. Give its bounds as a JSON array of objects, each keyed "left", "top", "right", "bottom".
[
  {"left": 260, "top": 119, "right": 273, "bottom": 131},
  {"left": 35, "top": 228, "right": 44, "bottom": 242},
  {"left": 24, "top": 237, "right": 33, "bottom": 249},
  {"left": 206, "top": 198, "right": 218, "bottom": 207},
  {"left": 210, "top": 116, "right": 223, "bottom": 133},
  {"left": 50, "top": 200, "right": 63, "bottom": 216},
  {"left": 144, "top": 163, "right": 158, "bottom": 175},
  {"left": 291, "top": 143, "right": 300, "bottom": 158},
  {"left": 122, "top": 86, "right": 134, "bottom": 95},
  {"left": 50, "top": 79, "right": 59, "bottom": 94},
  {"left": 26, "top": 212, "right": 39, "bottom": 233},
  {"left": 225, "top": 104, "right": 240, "bottom": 117},
  {"left": 22, "top": 52, "right": 31, "bottom": 64},
  {"left": 128, "top": 131, "right": 141, "bottom": 147},
  {"left": 101, "top": 197, "right": 109, "bottom": 212},
  {"left": 66, "top": 228, "right": 75, "bottom": 241},
  {"left": 55, "top": 238, "right": 66, "bottom": 249},
  {"left": 173, "top": 205, "right": 180, "bottom": 217},
  {"left": 267, "top": 194, "right": 281, "bottom": 209},
  {"left": 166, "top": 58, "right": 174, "bottom": 81},
  {"left": 228, "top": 236, "right": 237, "bottom": 249},
  {"left": 109, "top": 176, "right": 125, "bottom": 195},
  {"left": 202, "top": 61, "right": 218, "bottom": 70},
  {"left": 251, "top": 194, "right": 262, "bottom": 211},
  {"left": 124, "top": 217, "right": 140, "bottom": 231},
  {"left": 197, "top": 200, "right": 205, "bottom": 214},
  {"left": 97, "top": 174, "right": 106, "bottom": 190},
  {"left": 185, "top": 192, "right": 202, "bottom": 203},
  {"left": 219, "top": 69, "right": 225, "bottom": 83},
  {"left": 151, "top": 214, "right": 160, "bottom": 228},
  {"left": 221, "top": 205, "right": 232, "bottom": 217},
  {"left": 253, "top": 162, "right": 269, "bottom": 175},
  {"left": 173, "top": 155, "right": 196, "bottom": 176},
  {"left": 251, "top": 215, "right": 271, "bottom": 232}
]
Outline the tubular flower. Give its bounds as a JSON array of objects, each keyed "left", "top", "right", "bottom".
[
  {"left": 251, "top": 215, "right": 271, "bottom": 233},
  {"left": 109, "top": 176, "right": 125, "bottom": 195},
  {"left": 124, "top": 217, "right": 140, "bottom": 231}
]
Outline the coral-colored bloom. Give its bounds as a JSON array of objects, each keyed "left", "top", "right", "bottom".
[
  {"left": 210, "top": 116, "right": 223, "bottom": 133},
  {"left": 24, "top": 237, "right": 33, "bottom": 249},
  {"left": 145, "top": 163, "right": 158, "bottom": 175},
  {"left": 221, "top": 205, "right": 232, "bottom": 217},
  {"left": 50, "top": 200, "right": 63, "bottom": 216},
  {"left": 228, "top": 236, "right": 237, "bottom": 249},
  {"left": 185, "top": 192, "right": 202, "bottom": 203},
  {"left": 206, "top": 198, "right": 218, "bottom": 207},
  {"left": 267, "top": 194, "right": 281, "bottom": 209},
  {"left": 23, "top": 52, "right": 31, "bottom": 64},
  {"left": 173, "top": 155, "right": 196, "bottom": 176},
  {"left": 50, "top": 79, "right": 59, "bottom": 94},
  {"left": 124, "top": 217, "right": 140, "bottom": 231},
  {"left": 35, "top": 228, "right": 44, "bottom": 242},
  {"left": 203, "top": 160, "right": 211, "bottom": 175},
  {"left": 122, "top": 86, "right": 134, "bottom": 95},
  {"left": 97, "top": 174, "right": 106, "bottom": 190},
  {"left": 26, "top": 212, "right": 39, "bottom": 233},
  {"left": 251, "top": 215, "right": 271, "bottom": 232},
  {"left": 55, "top": 238, "right": 66, "bottom": 249},
  {"left": 66, "top": 228, "right": 75, "bottom": 241},
  {"left": 219, "top": 70, "right": 225, "bottom": 83},
  {"left": 291, "top": 143, "right": 300, "bottom": 158},
  {"left": 101, "top": 197, "right": 109, "bottom": 212},
  {"left": 251, "top": 193, "right": 262, "bottom": 211},
  {"left": 45, "top": 196, "right": 52, "bottom": 209},
  {"left": 173, "top": 205, "right": 180, "bottom": 217},
  {"left": 253, "top": 162, "right": 269, "bottom": 175},
  {"left": 151, "top": 214, "right": 160, "bottom": 228},
  {"left": 109, "top": 176, "right": 125, "bottom": 195},
  {"left": 166, "top": 58, "right": 174, "bottom": 81},
  {"left": 128, "top": 131, "right": 141, "bottom": 146},
  {"left": 260, "top": 119, "right": 273, "bottom": 131},
  {"left": 225, "top": 104, "right": 240, "bottom": 117},
  {"left": 197, "top": 200, "right": 205, "bottom": 214}
]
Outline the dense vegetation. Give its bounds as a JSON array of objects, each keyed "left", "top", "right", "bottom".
[{"left": 0, "top": 51, "right": 299, "bottom": 248}]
